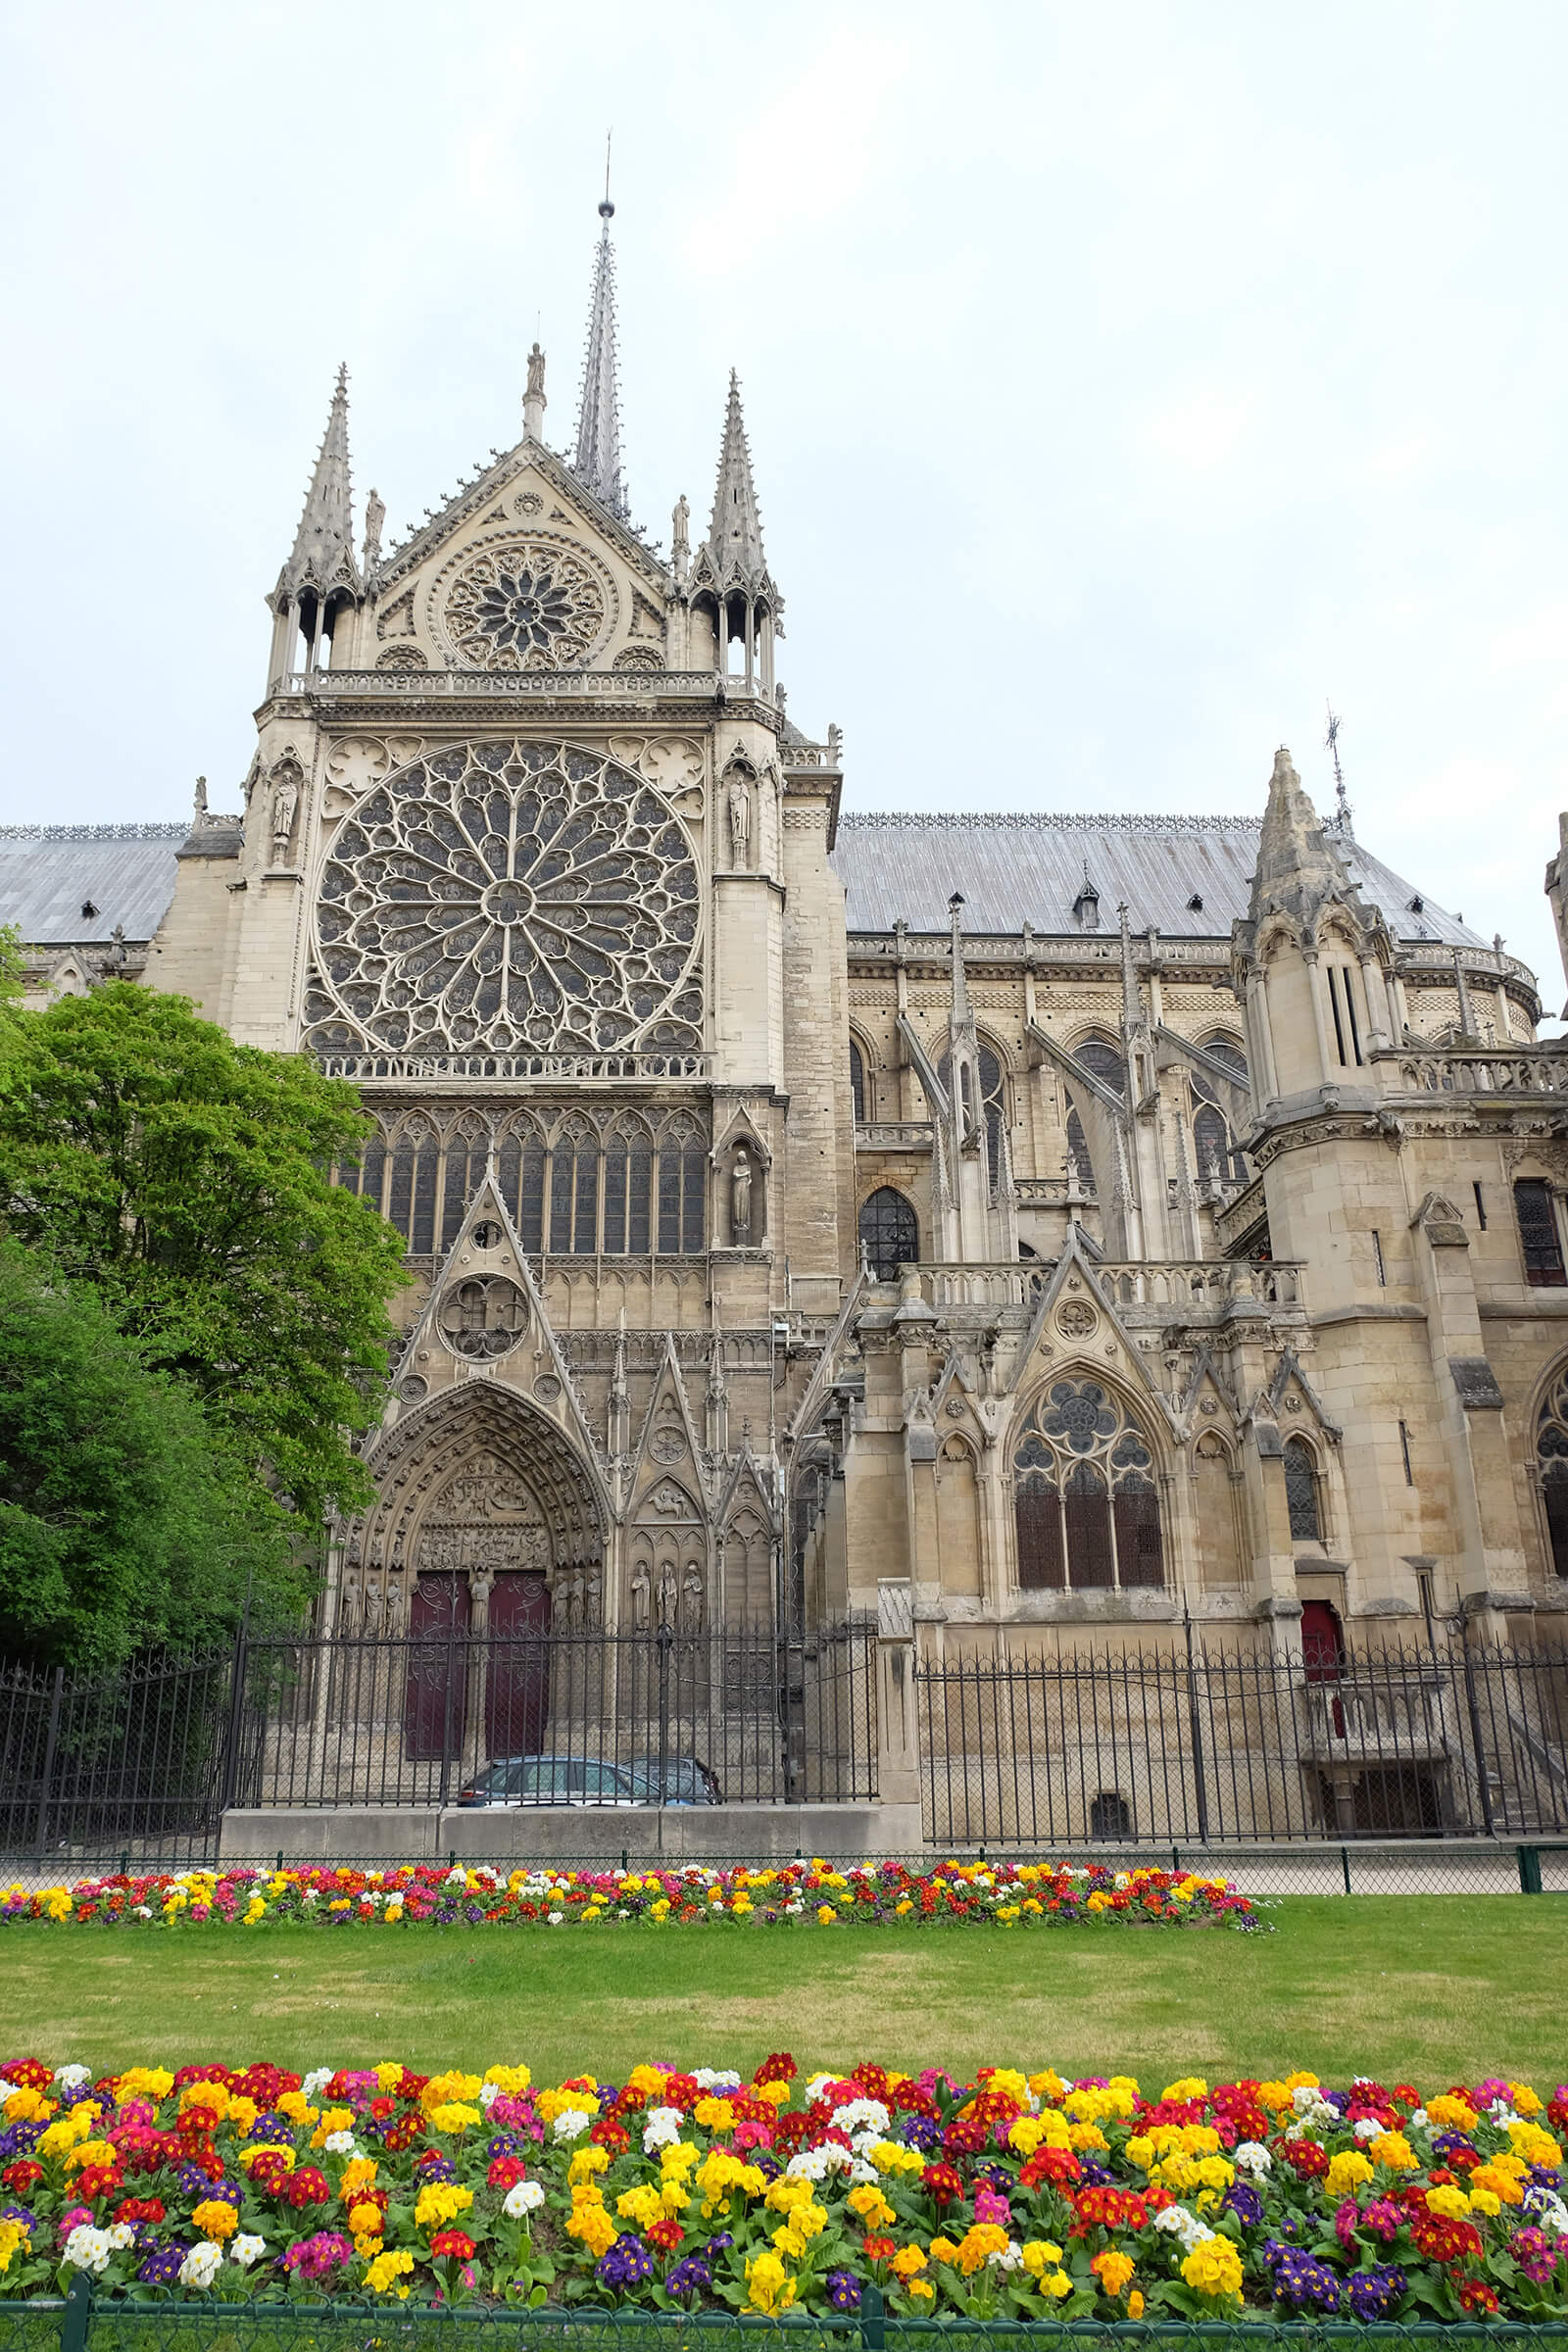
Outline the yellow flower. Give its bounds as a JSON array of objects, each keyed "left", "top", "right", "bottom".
[
  {"left": 1470, "top": 2164, "right": 1525, "bottom": 2207},
  {"left": 277, "top": 2092, "right": 318, "bottom": 2126},
  {"left": 1325, "top": 2150, "right": 1375, "bottom": 2199},
  {"left": 1161, "top": 2078, "right": 1209, "bottom": 2103},
  {"left": 1093, "top": 2248, "right": 1135, "bottom": 2297},
  {"left": 428, "top": 2102, "right": 482, "bottom": 2134},
  {"left": 1368, "top": 2132, "right": 1416, "bottom": 2172},
  {"left": 849, "top": 2183, "right": 896, "bottom": 2229},
  {"left": 414, "top": 2181, "right": 474, "bottom": 2230},
  {"left": 1040, "top": 2269, "right": 1073, "bottom": 2298},
  {"left": 1468, "top": 2186, "right": 1501, "bottom": 2218},
  {"left": 744, "top": 2250, "right": 797, "bottom": 2315},
  {"left": 892, "top": 2245, "right": 928, "bottom": 2279},
  {"left": 340, "top": 2157, "right": 379, "bottom": 2199},
  {"left": 1182, "top": 2235, "right": 1243, "bottom": 2303},
  {"left": 816, "top": 1905, "right": 837, "bottom": 1924},
  {"left": 191, "top": 2200, "right": 237, "bottom": 2241},
  {"left": 1427, "top": 2093, "right": 1479, "bottom": 2132},
  {"left": 1021, "top": 2240, "right": 1064, "bottom": 2276},
  {"left": 1508, "top": 2121, "right": 1562, "bottom": 2169},
  {"left": 567, "top": 2203, "right": 617, "bottom": 2257},
  {"left": 1425, "top": 2184, "right": 1472, "bottom": 2221},
  {"left": 364, "top": 2247, "right": 416, "bottom": 2297},
  {"left": 929, "top": 2236, "right": 960, "bottom": 2266},
  {"left": 421, "top": 2071, "right": 482, "bottom": 2115},
  {"left": 569, "top": 2146, "right": 611, "bottom": 2185},
  {"left": 349, "top": 2201, "right": 383, "bottom": 2238},
  {"left": 483, "top": 2064, "right": 530, "bottom": 2095},
  {"left": 1510, "top": 2082, "right": 1544, "bottom": 2118},
  {"left": 956, "top": 2224, "right": 1010, "bottom": 2276},
  {"left": 0, "top": 2218, "right": 32, "bottom": 2275},
  {"left": 1128, "top": 2288, "right": 1146, "bottom": 2318},
  {"left": 694, "top": 2096, "right": 735, "bottom": 2130},
  {"left": 237, "top": 2143, "right": 294, "bottom": 2173},
  {"left": 616, "top": 2185, "right": 663, "bottom": 2229}
]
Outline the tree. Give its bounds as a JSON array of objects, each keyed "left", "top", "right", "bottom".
[
  {"left": 0, "top": 1244, "right": 307, "bottom": 1668},
  {"left": 0, "top": 983, "right": 407, "bottom": 1528}
]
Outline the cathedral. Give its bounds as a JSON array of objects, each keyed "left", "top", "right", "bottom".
[{"left": 6, "top": 197, "right": 1568, "bottom": 1816}]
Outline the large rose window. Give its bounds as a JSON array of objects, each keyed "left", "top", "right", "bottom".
[
  {"left": 308, "top": 741, "right": 703, "bottom": 1056},
  {"left": 441, "top": 539, "right": 609, "bottom": 670}
]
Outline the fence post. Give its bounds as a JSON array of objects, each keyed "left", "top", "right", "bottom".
[
  {"left": 1182, "top": 1613, "right": 1211, "bottom": 1842},
  {"left": 61, "top": 2270, "right": 92, "bottom": 2352},
  {"left": 1458, "top": 1640, "right": 1496, "bottom": 1836},
  {"left": 437, "top": 1604, "right": 459, "bottom": 1813},
  {"left": 1518, "top": 1844, "right": 1544, "bottom": 1895},
  {"left": 860, "top": 2280, "right": 886, "bottom": 2352},
  {"left": 33, "top": 1664, "right": 65, "bottom": 1858},
  {"left": 1341, "top": 1844, "right": 1352, "bottom": 1896},
  {"left": 218, "top": 1616, "right": 250, "bottom": 1817}
]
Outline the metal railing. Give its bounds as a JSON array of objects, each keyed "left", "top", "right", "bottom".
[{"left": 916, "top": 1636, "right": 1568, "bottom": 1846}]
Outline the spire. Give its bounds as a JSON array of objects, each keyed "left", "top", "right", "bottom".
[
  {"left": 279, "top": 365, "right": 362, "bottom": 601},
  {"left": 1250, "top": 746, "right": 1351, "bottom": 925},
  {"left": 703, "top": 371, "right": 769, "bottom": 590},
  {"left": 572, "top": 164, "right": 628, "bottom": 520}
]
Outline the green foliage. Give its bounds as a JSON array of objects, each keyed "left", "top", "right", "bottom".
[
  {"left": 0, "top": 981, "right": 407, "bottom": 1528},
  {"left": 0, "top": 1243, "right": 308, "bottom": 1668}
]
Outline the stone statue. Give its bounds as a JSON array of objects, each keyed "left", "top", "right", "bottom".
[
  {"left": 730, "top": 1146, "right": 753, "bottom": 1245},
  {"left": 656, "top": 1561, "right": 678, "bottom": 1629},
  {"left": 680, "top": 1563, "right": 705, "bottom": 1635},
  {"left": 363, "top": 488, "right": 385, "bottom": 570},
  {"left": 630, "top": 1562, "right": 651, "bottom": 1631},
  {"left": 585, "top": 1566, "right": 603, "bottom": 1630},
  {"left": 384, "top": 1579, "right": 407, "bottom": 1635},
  {"left": 361, "top": 1583, "right": 384, "bottom": 1636},
  {"left": 827, "top": 722, "right": 843, "bottom": 767},
  {"left": 671, "top": 493, "right": 690, "bottom": 585},
  {"left": 193, "top": 774, "right": 208, "bottom": 821},
  {"left": 526, "top": 344, "right": 546, "bottom": 405},
  {"left": 270, "top": 764, "right": 300, "bottom": 860},
  {"left": 726, "top": 760, "right": 753, "bottom": 868}
]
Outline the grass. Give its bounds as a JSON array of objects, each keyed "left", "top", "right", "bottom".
[{"left": 1, "top": 1897, "right": 1564, "bottom": 2089}]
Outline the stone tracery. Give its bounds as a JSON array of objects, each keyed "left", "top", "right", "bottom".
[{"left": 439, "top": 537, "right": 610, "bottom": 670}]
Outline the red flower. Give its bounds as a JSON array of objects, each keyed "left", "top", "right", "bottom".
[
  {"left": 613, "top": 2085, "right": 648, "bottom": 2116},
  {"left": 1020, "top": 2145, "right": 1082, "bottom": 2190},
  {"left": 1281, "top": 2139, "right": 1330, "bottom": 2180},
  {"left": 1458, "top": 2278, "right": 1499, "bottom": 2316},
  {"left": 648, "top": 2219, "right": 685, "bottom": 2252},
  {"left": 430, "top": 2230, "right": 476, "bottom": 2261},
  {"left": 488, "top": 2155, "right": 529, "bottom": 2191},
  {"left": 1, "top": 2162, "right": 42, "bottom": 2192},
  {"left": 852, "top": 2063, "right": 890, "bottom": 2100},
  {"left": 754, "top": 2052, "right": 797, "bottom": 2085},
  {"left": 771, "top": 2112, "right": 812, "bottom": 2156},
  {"left": 922, "top": 2163, "right": 965, "bottom": 2205},
  {"left": 863, "top": 2235, "right": 897, "bottom": 2264},
  {"left": 74, "top": 2165, "right": 123, "bottom": 2200},
  {"left": 1069, "top": 2185, "right": 1150, "bottom": 2236},
  {"left": 248, "top": 2152, "right": 293, "bottom": 2195},
  {"left": 1, "top": 2061, "right": 51, "bottom": 2091},
  {"left": 1411, "top": 2213, "right": 1484, "bottom": 2266},
  {"left": 590, "top": 2118, "right": 630, "bottom": 2156},
  {"left": 116, "top": 2197, "right": 165, "bottom": 2225},
  {"left": 285, "top": 2167, "right": 331, "bottom": 2209}
]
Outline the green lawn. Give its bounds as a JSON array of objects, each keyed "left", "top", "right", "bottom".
[{"left": 1, "top": 1897, "right": 1563, "bottom": 2090}]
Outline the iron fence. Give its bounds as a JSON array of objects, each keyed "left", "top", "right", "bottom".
[
  {"left": 917, "top": 1636, "right": 1568, "bottom": 1846},
  {"left": 0, "top": 1652, "right": 232, "bottom": 1870}
]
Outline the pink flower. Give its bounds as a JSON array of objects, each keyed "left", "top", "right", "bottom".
[
  {"left": 1334, "top": 2198, "right": 1359, "bottom": 2251},
  {"left": 974, "top": 2183, "right": 1013, "bottom": 2229}
]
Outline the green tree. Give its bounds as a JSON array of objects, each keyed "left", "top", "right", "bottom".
[
  {"left": 0, "top": 1244, "right": 307, "bottom": 1668},
  {"left": 0, "top": 983, "right": 407, "bottom": 1527}
]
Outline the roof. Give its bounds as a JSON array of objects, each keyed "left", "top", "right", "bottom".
[
  {"left": 830, "top": 811, "right": 1490, "bottom": 949},
  {"left": 0, "top": 826, "right": 185, "bottom": 945}
]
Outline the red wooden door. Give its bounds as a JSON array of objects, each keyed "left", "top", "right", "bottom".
[
  {"left": 485, "top": 1572, "right": 551, "bottom": 1760},
  {"left": 403, "top": 1573, "right": 471, "bottom": 1762},
  {"left": 1300, "top": 1598, "right": 1346, "bottom": 1738}
]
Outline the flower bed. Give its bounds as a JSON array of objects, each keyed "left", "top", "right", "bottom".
[
  {"left": 0, "top": 1861, "right": 1256, "bottom": 1932},
  {"left": 0, "top": 2053, "right": 1563, "bottom": 2322}
]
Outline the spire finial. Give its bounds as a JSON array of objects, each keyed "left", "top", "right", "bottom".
[
  {"left": 573, "top": 158, "right": 628, "bottom": 518},
  {"left": 1325, "top": 703, "right": 1353, "bottom": 837},
  {"left": 278, "top": 364, "right": 362, "bottom": 603}
]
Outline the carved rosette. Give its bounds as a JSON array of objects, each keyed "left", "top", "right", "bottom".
[{"left": 434, "top": 534, "right": 613, "bottom": 671}]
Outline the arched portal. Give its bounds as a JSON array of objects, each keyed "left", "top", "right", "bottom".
[{"left": 351, "top": 1387, "right": 607, "bottom": 1765}]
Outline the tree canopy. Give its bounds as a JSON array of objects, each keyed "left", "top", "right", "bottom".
[
  {"left": 0, "top": 1243, "right": 309, "bottom": 1668},
  {"left": 0, "top": 983, "right": 407, "bottom": 1530}
]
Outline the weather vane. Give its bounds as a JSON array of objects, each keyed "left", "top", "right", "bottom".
[{"left": 1325, "top": 703, "right": 1352, "bottom": 837}]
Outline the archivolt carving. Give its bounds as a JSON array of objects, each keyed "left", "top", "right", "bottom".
[
  {"left": 308, "top": 740, "right": 703, "bottom": 1057},
  {"left": 356, "top": 1387, "right": 605, "bottom": 1588}
]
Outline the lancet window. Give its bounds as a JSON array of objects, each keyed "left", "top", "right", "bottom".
[
  {"left": 1283, "top": 1438, "right": 1323, "bottom": 1543},
  {"left": 1012, "top": 1380, "right": 1164, "bottom": 1592},
  {"left": 1064, "top": 1036, "right": 1125, "bottom": 1195},
  {"left": 858, "top": 1187, "right": 919, "bottom": 1281},
  {"left": 1190, "top": 1035, "right": 1250, "bottom": 1188},
  {"left": 1535, "top": 1365, "right": 1568, "bottom": 1579}
]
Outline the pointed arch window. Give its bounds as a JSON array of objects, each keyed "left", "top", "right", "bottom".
[
  {"left": 1515, "top": 1179, "right": 1567, "bottom": 1287},
  {"left": 440, "top": 1116, "right": 490, "bottom": 1251},
  {"left": 337, "top": 1124, "right": 389, "bottom": 1218},
  {"left": 1283, "top": 1437, "right": 1322, "bottom": 1543},
  {"left": 850, "top": 1040, "right": 866, "bottom": 1124},
  {"left": 1063, "top": 1036, "right": 1124, "bottom": 1197},
  {"left": 551, "top": 1116, "right": 601, "bottom": 1254},
  {"left": 496, "top": 1122, "right": 547, "bottom": 1254},
  {"left": 940, "top": 1043, "right": 1005, "bottom": 1192},
  {"left": 387, "top": 1118, "right": 439, "bottom": 1252},
  {"left": 603, "top": 1122, "right": 654, "bottom": 1254},
  {"left": 1012, "top": 1380, "right": 1164, "bottom": 1592},
  {"left": 657, "top": 1114, "right": 707, "bottom": 1254},
  {"left": 1191, "top": 1035, "right": 1250, "bottom": 1187},
  {"left": 858, "top": 1187, "right": 919, "bottom": 1281},
  {"left": 1535, "top": 1365, "right": 1568, "bottom": 1578}
]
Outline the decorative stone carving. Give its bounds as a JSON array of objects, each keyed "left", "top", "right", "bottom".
[
  {"left": 630, "top": 1563, "right": 651, "bottom": 1630},
  {"left": 724, "top": 756, "right": 755, "bottom": 867},
  {"left": 730, "top": 1146, "right": 754, "bottom": 1245},
  {"left": 438, "top": 536, "right": 612, "bottom": 670},
  {"left": 680, "top": 1563, "right": 705, "bottom": 1634},
  {"left": 1056, "top": 1298, "right": 1098, "bottom": 1340},
  {"left": 656, "top": 1561, "right": 679, "bottom": 1627},
  {"left": 270, "top": 757, "right": 302, "bottom": 861},
  {"left": 308, "top": 740, "right": 703, "bottom": 1057},
  {"left": 375, "top": 644, "right": 427, "bottom": 671},
  {"left": 437, "top": 1274, "right": 527, "bottom": 1359}
]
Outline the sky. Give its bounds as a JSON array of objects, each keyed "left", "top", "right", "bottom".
[{"left": 2, "top": 1, "right": 1566, "bottom": 1006}]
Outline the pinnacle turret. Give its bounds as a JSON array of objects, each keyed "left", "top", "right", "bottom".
[
  {"left": 1249, "top": 746, "right": 1350, "bottom": 926},
  {"left": 278, "top": 365, "right": 362, "bottom": 601},
  {"left": 702, "top": 370, "right": 769, "bottom": 593},
  {"left": 572, "top": 203, "right": 628, "bottom": 520}
]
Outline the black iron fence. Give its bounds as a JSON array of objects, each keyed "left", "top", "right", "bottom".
[
  {"left": 0, "top": 1623, "right": 879, "bottom": 1864},
  {"left": 917, "top": 1636, "right": 1568, "bottom": 1846}
]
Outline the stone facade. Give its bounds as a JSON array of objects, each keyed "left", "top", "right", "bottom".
[{"left": 7, "top": 217, "right": 1568, "bottom": 1725}]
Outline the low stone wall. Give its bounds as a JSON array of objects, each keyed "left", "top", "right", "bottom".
[{"left": 217, "top": 1800, "right": 924, "bottom": 1864}]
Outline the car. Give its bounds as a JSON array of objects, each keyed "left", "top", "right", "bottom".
[{"left": 454, "top": 1751, "right": 722, "bottom": 1807}]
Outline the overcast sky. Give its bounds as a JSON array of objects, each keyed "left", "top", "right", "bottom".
[{"left": 3, "top": 2, "right": 1566, "bottom": 1006}]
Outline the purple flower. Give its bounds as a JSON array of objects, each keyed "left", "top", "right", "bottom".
[
  {"left": 173, "top": 2164, "right": 215, "bottom": 2198},
  {"left": 899, "top": 2113, "right": 941, "bottom": 2155},
  {"left": 1225, "top": 2181, "right": 1264, "bottom": 2229},
  {"left": 1510, "top": 2229, "right": 1559, "bottom": 2286},
  {"left": 283, "top": 2231, "right": 354, "bottom": 2282},
  {"left": 826, "top": 2269, "right": 862, "bottom": 2310},
  {"left": 0, "top": 2204, "right": 36, "bottom": 2234},
  {"left": 597, "top": 2232, "right": 656, "bottom": 2290},
  {"left": 665, "top": 2256, "right": 712, "bottom": 2300},
  {"left": 1361, "top": 2197, "right": 1401, "bottom": 2242},
  {"left": 138, "top": 2243, "right": 188, "bottom": 2287},
  {"left": 1264, "top": 2240, "right": 1343, "bottom": 2314},
  {"left": 416, "top": 2154, "right": 459, "bottom": 2183},
  {"left": 705, "top": 2232, "right": 735, "bottom": 2255},
  {"left": 1348, "top": 2264, "right": 1406, "bottom": 2320}
]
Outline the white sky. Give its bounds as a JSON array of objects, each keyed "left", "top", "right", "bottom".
[{"left": 3, "top": 1, "right": 1566, "bottom": 1007}]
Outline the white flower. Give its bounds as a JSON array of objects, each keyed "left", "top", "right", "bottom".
[
  {"left": 504, "top": 2180, "right": 545, "bottom": 2219},
  {"left": 785, "top": 1900, "right": 803, "bottom": 1914},
  {"left": 1353, "top": 2116, "right": 1383, "bottom": 2141},
  {"left": 478, "top": 2082, "right": 500, "bottom": 2110},
  {"left": 642, "top": 2107, "right": 684, "bottom": 2151},
  {"left": 694, "top": 2069, "right": 742, "bottom": 2092},
  {"left": 179, "top": 2241, "right": 224, "bottom": 2291},
  {"left": 848, "top": 2157, "right": 880, "bottom": 2184},
  {"left": 1409, "top": 2108, "right": 1428, "bottom": 2131},
  {"left": 547, "top": 1911, "right": 564, "bottom": 1926},
  {"left": 133, "top": 1904, "right": 152, "bottom": 1919},
  {"left": 322, "top": 2130, "right": 359, "bottom": 2156},
  {"left": 831, "top": 2098, "right": 891, "bottom": 2136},
  {"left": 1152, "top": 2202, "right": 1205, "bottom": 2253},
  {"left": 1291, "top": 2085, "right": 1322, "bottom": 2116},
  {"left": 805, "top": 2074, "right": 837, "bottom": 2104},
  {"left": 785, "top": 2142, "right": 852, "bottom": 2180},
  {"left": 302, "top": 2068, "right": 333, "bottom": 2099},
  {"left": 54, "top": 2064, "right": 91, "bottom": 2093},
  {"left": 987, "top": 2239, "right": 1024, "bottom": 2273},
  {"left": 1523, "top": 2186, "right": 1568, "bottom": 2236},
  {"left": 62, "top": 2226, "right": 115, "bottom": 2277},
  {"left": 446, "top": 1866, "right": 466, "bottom": 1886},
  {"left": 106, "top": 2225, "right": 135, "bottom": 2250},
  {"left": 1233, "top": 2141, "right": 1272, "bottom": 2179},
  {"left": 229, "top": 2234, "right": 267, "bottom": 2268},
  {"left": 553, "top": 2106, "right": 591, "bottom": 2142}
]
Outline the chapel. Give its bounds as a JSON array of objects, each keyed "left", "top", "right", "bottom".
[{"left": 6, "top": 196, "right": 1568, "bottom": 1747}]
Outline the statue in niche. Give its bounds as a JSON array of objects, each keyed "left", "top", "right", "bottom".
[
  {"left": 726, "top": 760, "right": 753, "bottom": 868},
  {"left": 384, "top": 1579, "right": 407, "bottom": 1636},
  {"left": 560, "top": 1568, "right": 583, "bottom": 1630},
  {"left": 656, "top": 1561, "right": 678, "bottom": 1628},
  {"left": 630, "top": 1562, "right": 651, "bottom": 1631},
  {"left": 680, "top": 1563, "right": 705, "bottom": 1635},
  {"left": 360, "top": 1583, "right": 384, "bottom": 1636},
  {"left": 671, "top": 494, "right": 690, "bottom": 585},
  {"left": 585, "top": 1566, "right": 603, "bottom": 1630},
  {"left": 730, "top": 1147, "right": 754, "bottom": 1246},
  {"left": 270, "top": 761, "right": 301, "bottom": 860}
]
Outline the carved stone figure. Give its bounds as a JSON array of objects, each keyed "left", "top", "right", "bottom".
[
  {"left": 680, "top": 1563, "right": 705, "bottom": 1635},
  {"left": 726, "top": 760, "right": 753, "bottom": 867},
  {"left": 363, "top": 489, "right": 385, "bottom": 570},
  {"left": 656, "top": 1561, "right": 678, "bottom": 1628},
  {"left": 270, "top": 763, "right": 301, "bottom": 860},
  {"left": 671, "top": 494, "right": 690, "bottom": 585},
  {"left": 526, "top": 343, "right": 547, "bottom": 405},
  {"left": 585, "top": 1566, "right": 603, "bottom": 1630},
  {"left": 730, "top": 1146, "right": 753, "bottom": 1245},
  {"left": 193, "top": 774, "right": 208, "bottom": 821},
  {"left": 630, "top": 1563, "right": 651, "bottom": 1631}
]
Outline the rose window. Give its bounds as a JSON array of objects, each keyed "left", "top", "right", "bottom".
[
  {"left": 308, "top": 740, "right": 703, "bottom": 1056},
  {"left": 442, "top": 539, "right": 608, "bottom": 670}
]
